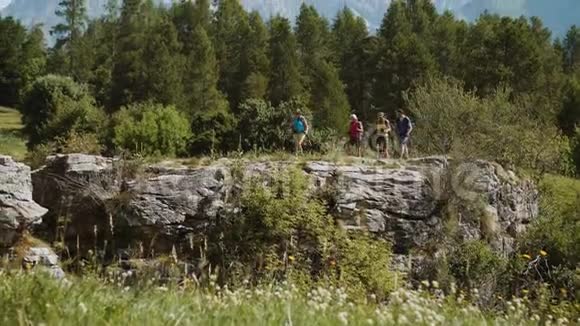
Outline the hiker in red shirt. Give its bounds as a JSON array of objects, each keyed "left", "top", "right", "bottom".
[{"left": 348, "top": 114, "right": 364, "bottom": 157}]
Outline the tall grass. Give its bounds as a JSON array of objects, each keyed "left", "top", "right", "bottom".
[{"left": 1, "top": 271, "right": 574, "bottom": 326}]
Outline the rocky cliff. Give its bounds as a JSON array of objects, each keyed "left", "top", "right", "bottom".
[
  {"left": 0, "top": 155, "right": 47, "bottom": 247},
  {"left": 27, "top": 154, "right": 538, "bottom": 260}
]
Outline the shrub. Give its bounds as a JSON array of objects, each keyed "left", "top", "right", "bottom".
[
  {"left": 189, "top": 105, "right": 237, "bottom": 155},
  {"left": 237, "top": 99, "right": 283, "bottom": 151},
  {"left": 237, "top": 97, "right": 314, "bottom": 152},
  {"left": 25, "top": 143, "right": 53, "bottom": 169},
  {"left": 448, "top": 240, "right": 507, "bottom": 289},
  {"left": 53, "top": 130, "right": 103, "bottom": 155},
  {"left": 515, "top": 175, "right": 580, "bottom": 300},
  {"left": 210, "top": 167, "right": 397, "bottom": 300},
  {"left": 528, "top": 175, "right": 580, "bottom": 267},
  {"left": 407, "top": 77, "right": 568, "bottom": 174},
  {"left": 113, "top": 102, "right": 191, "bottom": 157},
  {"left": 20, "top": 75, "right": 106, "bottom": 149}
]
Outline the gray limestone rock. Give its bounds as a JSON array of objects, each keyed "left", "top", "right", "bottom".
[{"left": 0, "top": 156, "right": 47, "bottom": 246}]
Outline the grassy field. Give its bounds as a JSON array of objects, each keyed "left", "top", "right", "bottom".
[
  {"left": 0, "top": 107, "right": 26, "bottom": 160},
  {"left": 0, "top": 271, "right": 571, "bottom": 326}
]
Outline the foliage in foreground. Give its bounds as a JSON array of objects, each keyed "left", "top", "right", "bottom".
[
  {"left": 517, "top": 175, "right": 580, "bottom": 298},
  {"left": 207, "top": 168, "right": 397, "bottom": 301},
  {"left": 0, "top": 271, "right": 578, "bottom": 326}
]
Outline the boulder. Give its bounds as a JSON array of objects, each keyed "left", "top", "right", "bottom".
[
  {"left": 31, "top": 154, "right": 538, "bottom": 257},
  {"left": 32, "top": 154, "right": 118, "bottom": 253},
  {"left": 0, "top": 156, "right": 47, "bottom": 247},
  {"left": 22, "top": 246, "right": 65, "bottom": 279}
]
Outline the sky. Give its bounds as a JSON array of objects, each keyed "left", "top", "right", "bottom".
[{"left": 0, "top": 0, "right": 9, "bottom": 10}]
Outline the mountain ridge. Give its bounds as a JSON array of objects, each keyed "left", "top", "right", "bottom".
[{"left": 1, "top": 0, "right": 578, "bottom": 42}]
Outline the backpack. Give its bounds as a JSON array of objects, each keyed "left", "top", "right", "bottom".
[
  {"left": 397, "top": 116, "right": 412, "bottom": 135},
  {"left": 293, "top": 117, "right": 305, "bottom": 133}
]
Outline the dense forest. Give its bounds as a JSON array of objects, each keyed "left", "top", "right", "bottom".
[{"left": 0, "top": 0, "right": 579, "bottom": 170}]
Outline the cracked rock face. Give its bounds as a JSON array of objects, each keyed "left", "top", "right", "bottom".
[
  {"left": 31, "top": 155, "right": 538, "bottom": 256},
  {"left": 31, "top": 154, "right": 118, "bottom": 252},
  {"left": 0, "top": 156, "right": 47, "bottom": 246}
]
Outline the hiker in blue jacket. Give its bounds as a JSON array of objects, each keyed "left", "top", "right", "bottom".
[
  {"left": 291, "top": 109, "right": 309, "bottom": 154},
  {"left": 396, "top": 109, "right": 413, "bottom": 159}
]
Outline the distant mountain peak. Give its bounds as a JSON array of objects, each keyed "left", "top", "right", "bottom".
[{"left": 1, "top": 0, "right": 578, "bottom": 44}]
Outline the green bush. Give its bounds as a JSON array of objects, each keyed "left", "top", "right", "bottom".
[
  {"left": 237, "top": 97, "right": 322, "bottom": 152},
  {"left": 189, "top": 106, "right": 237, "bottom": 155},
  {"left": 528, "top": 175, "right": 580, "bottom": 267},
  {"left": 113, "top": 102, "right": 191, "bottom": 157},
  {"left": 25, "top": 143, "right": 53, "bottom": 169},
  {"left": 55, "top": 131, "right": 103, "bottom": 155},
  {"left": 210, "top": 167, "right": 397, "bottom": 300},
  {"left": 516, "top": 175, "right": 580, "bottom": 299},
  {"left": 237, "top": 99, "right": 285, "bottom": 151},
  {"left": 20, "top": 75, "right": 106, "bottom": 149},
  {"left": 448, "top": 240, "right": 507, "bottom": 289},
  {"left": 407, "top": 77, "right": 569, "bottom": 174}
]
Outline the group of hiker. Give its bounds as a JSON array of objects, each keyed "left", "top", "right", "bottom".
[{"left": 292, "top": 109, "right": 413, "bottom": 159}]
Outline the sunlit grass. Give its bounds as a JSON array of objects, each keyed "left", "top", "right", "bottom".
[
  {"left": 0, "top": 106, "right": 26, "bottom": 160},
  {"left": 0, "top": 271, "right": 570, "bottom": 326}
]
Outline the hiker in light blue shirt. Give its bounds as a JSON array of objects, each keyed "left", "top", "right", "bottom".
[{"left": 291, "top": 109, "right": 309, "bottom": 154}]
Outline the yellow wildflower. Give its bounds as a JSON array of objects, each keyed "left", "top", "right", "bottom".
[
  {"left": 539, "top": 250, "right": 548, "bottom": 257},
  {"left": 522, "top": 289, "right": 529, "bottom": 295},
  {"left": 522, "top": 254, "right": 531, "bottom": 260},
  {"left": 288, "top": 255, "right": 295, "bottom": 262}
]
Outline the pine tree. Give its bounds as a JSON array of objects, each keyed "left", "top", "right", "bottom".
[
  {"left": 239, "top": 11, "right": 270, "bottom": 102},
  {"left": 0, "top": 17, "right": 27, "bottom": 107},
  {"left": 296, "top": 4, "right": 350, "bottom": 130},
  {"left": 142, "top": 14, "right": 184, "bottom": 107},
  {"left": 184, "top": 25, "right": 225, "bottom": 116},
  {"left": 463, "top": 14, "right": 564, "bottom": 112},
  {"left": 430, "top": 11, "right": 466, "bottom": 77},
  {"left": 563, "top": 25, "right": 580, "bottom": 74},
  {"left": 213, "top": 0, "right": 250, "bottom": 110},
  {"left": 310, "top": 61, "right": 351, "bottom": 131},
  {"left": 296, "top": 4, "right": 331, "bottom": 65},
  {"left": 51, "top": 0, "right": 89, "bottom": 79},
  {"left": 173, "top": 0, "right": 211, "bottom": 55},
  {"left": 19, "top": 26, "right": 47, "bottom": 96},
  {"left": 332, "top": 7, "right": 368, "bottom": 65},
  {"left": 332, "top": 7, "right": 370, "bottom": 120},
  {"left": 373, "top": 0, "right": 436, "bottom": 114},
  {"left": 267, "top": 16, "right": 304, "bottom": 106},
  {"left": 82, "top": 0, "right": 120, "bottom": 107},
  {"left": 186, "top": 25, "right": 235, "bottom": 154},
  {"left": 110, "top": 0, "right": 147, "bottom": 109}
]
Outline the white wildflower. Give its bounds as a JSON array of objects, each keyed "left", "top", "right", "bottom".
[
  {"left": 78, "top": 302, "right": 88, "bottom": 314},
  {"left": 338, "top": 311, "right": 348, "bottom": 325}
]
